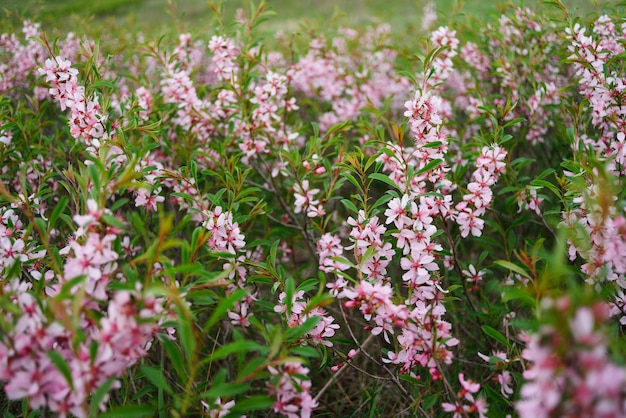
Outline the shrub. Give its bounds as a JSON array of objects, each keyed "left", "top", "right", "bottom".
[{"left": 0, "top": 1, "right": 625, "bottom": 417}]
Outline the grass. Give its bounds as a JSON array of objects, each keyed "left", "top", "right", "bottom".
[{"left": 0, "top": 0, "right": 599, "bottom": 37}]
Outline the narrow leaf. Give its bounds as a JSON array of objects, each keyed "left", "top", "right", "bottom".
[
  {"left": 89, "top": 377, "right": 117, "bottom": 418},
  {"left": 205, "top": 340, "right": 265, "bottom": 363},
  {"left": 204, "top": 288, "right": 247, "bottom": 331},
  {"left": 494, "top": 260, "right": 531, "bottom": 280},
  {"left": 47, "top": 351, "right": 73, "bottom": 390},
  {"left": 369, "top": 173, "right": 400, "bottom": 190},
  {"left": 140, "top": 365, "right": 173, "bottom": 395},
  {"left": 481, "top": 325, "right": 512, "bottom": 349},
  {"left": 99, "top": 404, "right": 155, "bottom": 418}
]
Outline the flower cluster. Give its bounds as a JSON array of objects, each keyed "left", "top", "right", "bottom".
[
  {"left": 207, "top": 35, "right": 240, "bottom": 83},
  {"left": 0, "top": 21, "right": 45, "bottom": 96},
  {"left": 456, "top": 144, "right": 507, "bottom": 238},
  {"left": 317, "top": 232, "right": 350, "bottom": 274},
  {"left": 268, "top": 362, "right": 317, "bottom": 418},
  {"left": 1, "top": 4, "right": 626, "bottom": 418},
  {"left": 427, "top": 26, "right": 460, "bottom": 87},
  {"left": 516, "top": 300, "right": 626, "bottom": 418},
  {"left": 0, "top": 202, "right": 167, "bottom": 418},
  {"left": 456, "top": 8, "right": 566, "bottom": 145},
  {"left": 202, "top": 206, "right": 246, "bottom": 255},
  {"left": 274, "top": 289, "right": 340, "bottom": 347},
  {"left": 442, "top": 373, "right": 488, "bottom": 418},
  {"left": 290, "top": 25, "right": 409, "bottom": 131},
  {"left": 566, "top": 16, "right": 626, "bottom": 173},
  {"left": 327, "top": 206, "right": 458, "bottom": 378},
  {"left": 38, "top": 56, "right": 110, "bottom": 155}
]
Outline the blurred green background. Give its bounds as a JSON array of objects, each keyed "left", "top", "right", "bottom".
[{"left": 0, "top": 0, "right": 599, "bottom": 35}]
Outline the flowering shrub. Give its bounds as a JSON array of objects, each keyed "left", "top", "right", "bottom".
[{"left": 1, "top": 1, "right": 626, "bottom": 417}]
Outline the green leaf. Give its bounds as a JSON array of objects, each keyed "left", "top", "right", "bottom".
[
  {"left": 268, "top": 325, "right": 283, "bottom": 358},
  {"left": 204, "top": 340, "right": 266, "bottom": 363},
  {"left": 204, "top": 288, "right": 247, "bottom": 332},
  {"left": 203, "top": 382, "right": 251, "bottom": 401},
  {"left": 296, "top": 278, "right": 319, "bottom": 293},
  {"left": 164, "top": 263, "right": 206, "bottom": 276},
  {"left": 398, "top": 374, "right": 420, "bottom": 384},
  {"left": 285, "top": 277, "right": 295, "bottom": 317},
  {"left": 481, "top": 325, "right": 512, "bottom": 349},
  {"left": 502, "top": 117, "right": 526, "bottom": 128},
  {"left": 329, "top": 256, "right": 356, "bottom": 269},
  {"left": 102, "top": 214, "right": 126, "bottom": 230},
  {"left": 483, "top": 382, "right": 512, "bottom": 407},
  {"left": 340, "top": 198, "right": 358, "bottom": 214},
  {"left": 88, "top": 164, "right": 102, "bottom": 194},
  {"left": 422, "top": 393, "right": 439, "bottom": 410},
  {"left": 302, "top": 293, "right": 334, "bottom": 315},
  {"left": 369, "top": 173, "right": 399, "bottom": 190},
  {"left": 416, "top": 158, "right": 442, "bottom": 175},
  {"left": 47, "top": 350, "right": 73, "bottom": 390},
  {"left": 507, "top": 230, "right": 516, "bottom": 253},
  {"left": 501, "top": 287, "right": 535, "bottom": 307},
  {"left": 160, "top": 337, "right": 185, "bottom": 382},
  {"left": 48, "top": 196, "right": 68, "bottom": 229},
  {"left": 360, "top": 244, "right": 378, "bottom": 265},
  {"left": 89, "top": 79, "right": 117, "bottom": 90},
  {"left": 229, "top": 395, "right": 274, "bottom": 413},
  {"left": 530, "top": 179, "right": 561, "bottom": 198},
  {"left": 140, "top": 365, "right": 173, "bottom": 395},
  {"left": 284, "top": 315, "right": 322, "bottom": 341},
  {"left": 421, "top": 141, "right": 443, "bottom": 149},
  {"left": 325, "top": 119, "right": 352, "bottom": 136},
  {"left": 99, "top": 404, "right": 155, "bottom": 418},
  {"left": 89, "top": 340, "right": 99, "bottom": 365},
  {"left": 494, "top": 260, "right": 531, "bottom": 280},
  {"left": 535, "top": 168, "right": 556, "bottom": 180},
  {"left": 186, "top": 290, "right": 217, "bottom": 306},
  {"left": 89, "top": 377, "right": 117, "bottom": 418},
  {"left": 178, "top": 312, "right": 196, "bottom": 365},
  {"left": 371, "top": 193, "right": 394, "bottom": 211},
  {"left": 237, "top": 357, "right": 267, "bottom": 380},
  {"left": 110, "top": 198, "right": 130, "bottom": 211},
  {"left": 34, "top": 217, "right": 48, "bottom": 240},
  {"left": 342, "top": 172, "right": 362, "bottom": 193},
  {"left": 190, "top": 160, "right": 198, "bottom": 182},
  {"left": 290, "top": 346, "right": 321, "bottom": 358},
  {"left": 269, "top": 239, "right": 279, "bottom": 266}
]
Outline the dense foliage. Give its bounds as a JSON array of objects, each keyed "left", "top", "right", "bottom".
[{"left": 1, "top": 1, "right": 626, "bottom": 417}]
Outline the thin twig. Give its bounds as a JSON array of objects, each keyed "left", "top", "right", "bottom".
[
  {"left": 314, "top": 333, "right": 376, "bottom": 402},
  {"left": 252, "top": 161, "right": 318, "bottom": 258},
  {"left": 435, "top": 360, "right": 471, "bottom": 418},
  {"left": 337, "top": 304, "right": 431, "bottom": 418}
]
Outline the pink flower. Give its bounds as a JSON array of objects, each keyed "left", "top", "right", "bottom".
[
  {"left": 442, "top": 402, "right": 464, "bottom": 418},
  {"left": 476, "top": 145, "right": 507, "bottom": 174},
  {"left": 462, "top": 264, "right": 485, "bottom": 290},
  {"left": 497, "top": 371, "right": 514, "bottom": 398},
  {"left": 400, "top": 251, "right": 432, "bottom": 285},
  {"left": 456, "top": 208, "right": 484, "bottom": 237},
  {"left": 228, "top": 302, "right": 251, "bottom": 327},
  {"left": 268, "top": 362, "right": 318, "bottom": 418},
  {"left": 0, "top": 237, "right": 27, "bottom": 267},
  {"left": 459, "top": 373, "right": 480, "bottom": 397},
  {"left": 73, "top": 199, "right": 103, "bottom": 229},
  {"left": 385, "top": 195, "right": 414, "bottom": 229},
  {"left": 293, "top": 180, "right": 320, "bottom": 215},
  {"left": 135, "top": 187, "right": 165, "bottom": 212},
  {"left": 201, "top": 398, "right": 236, "bottom": 418}
]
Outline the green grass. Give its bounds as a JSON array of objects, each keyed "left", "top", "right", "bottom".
[{"left": 0, "top": 0, "right": 599, "bottom": 37}]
